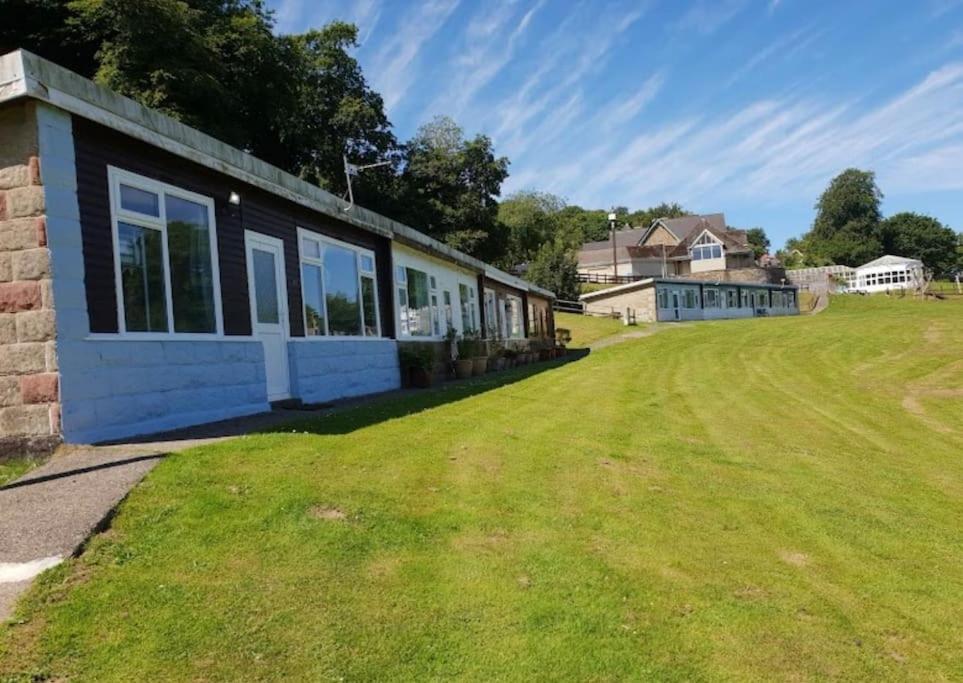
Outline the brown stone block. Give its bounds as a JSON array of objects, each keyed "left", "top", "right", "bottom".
[
  {"left": 12, "top": 248, "right": 50, "bottom": 280},
  {"left": 36, "top": 216, "right": 47, "bottom": 247},
  {"left": 0, "top": 253, "right": 10, "bottom": 282},
  {"left": 0, "top": 376, "right": 19, "bottom": 407},
  {"left": 0, "top": 404, "right": 52, "bottom": 435},
  {"left": 21, "top": 373, "right": 59, "bottom": 404},
  {"left": 0, "top": 281, "right": 42, "bottom": 313},
  {"left": 0, "top": 165, "right": 29, "bottom": 190},
  {"left": 0, "top": 342, "right": 46, "bottom": 374},
  {"left": 16, "top": 309, "right": 56, "bottom": 342},
  {"left": 0, "top": 314, "right": 15, "bottom": 344},
  {"left": 0, "top": 217, "right": 42, "bottom": 251},
  {"left": 4, "top": 186, "right": 44, "bottom": 219},
  {"left": 28, "top": 156, "right": 41, "bottom": 185}
]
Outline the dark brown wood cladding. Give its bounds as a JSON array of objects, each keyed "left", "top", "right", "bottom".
[{"left": 72, "top": 117, "right": 395, "bottom": 338}]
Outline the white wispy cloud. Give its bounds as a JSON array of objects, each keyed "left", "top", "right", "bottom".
[
  {"left": 596, "top": 72, "right": 666, "bottom": 131},
  {"left": 491, "top": 3, "right": 649, "bottom": 158},
  {"left": 767, "top": 0, "right": 782, "bottom": 15},
  {"left": 674, "top": 0, "right": 749, "bottom": 35},
  {"left": 425, "top": 0, "right": 546, "bottom": 120},
  {"left": 272, "top": 0, "right": 381, "bottom": 39},
  {"left": 550, "top": 61, "right": 963, "bottom": 208},
  {"left": 367, "top": 0, "right": 461, "bottom": 111},
  {"left": 723, "top": 26, "right": 821, "bottom": 88}
]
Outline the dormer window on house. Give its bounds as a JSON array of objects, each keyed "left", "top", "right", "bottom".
[{"left": 690, "top": 231, "right": 723, "bottom": 261}]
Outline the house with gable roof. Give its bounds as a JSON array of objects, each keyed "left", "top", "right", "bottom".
[{"left": 577, "top": 213, "right": 765, "bottom": 281}]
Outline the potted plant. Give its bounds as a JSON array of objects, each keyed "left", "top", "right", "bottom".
[
  {"left": 398, "top": 345, "right": 435, "bottom": 388},
  {"left": 472, "top": 335, "right": 488, "bottom": 376},
  {"left": 503, "top": 347, "right": 518, "bottom": 368},
  {"left": 454, "top": 334, "right": 475, "bottom": 380},
  {"left": 490, "top": 341, "right": 505, "bottom": 371}
]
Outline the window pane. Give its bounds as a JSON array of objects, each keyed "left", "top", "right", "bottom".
[
  {"left": 166, "top": 195, "right": 216, "bottom": 332},
  {"left": 361, "top": 276, "right": 378, "bottom": 336},
  {"left": 459, "top": 284, "right": 472, "bottom": 331},
  {"left": 302, "top": 263, "right": 325, "bottom": 335},
  {"left": 252, "top": 249, "right": 280, "bottom": 324},
  {"left": 324, "top": 244, "right": 361, "bottom": 336},
  {"left": 118, "top": 222, "right": 168, "bottom": 332},
  {"left": 360, "top": 254, "right": 375, "bottom": 273},
  {"left": 406, "top": 268, "right": 431, "bottom": 336},
  {"left": 712, "top": 245, "right": 722, "bottom": 258},
  {"left": 120, "top": 184, "right": 159, "bottom": 217},
  {"left": 301, "top": 237, "right": 320, "bottom": 260}
]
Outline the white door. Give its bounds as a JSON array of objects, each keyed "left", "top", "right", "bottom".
[{"left": 245, "top": 231, "right": 291, "bottom": 401}]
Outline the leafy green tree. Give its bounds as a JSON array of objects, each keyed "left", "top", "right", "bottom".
[
  {"left": 625, "top": 203, "right": 688, "bottom": 229},
  {"left": 745, "top": 227, "right": 770, "bottom": 259},
  {"left": 879, "top": 213, "right": 959, "bottom": 276},
  {"left": 0, "top": 0, "right": 98, "bottom": 75},
  {"left": 526, "top": 239, "right": 580, "bottom": 301},
  {"left": 397, "top": 116, "right": 509, "bottom": 261},
  {"left": 804, "top": 168, "right": 883, "bottom": 265},
  {"left": 555, "top": 206, "right": 610, "bottom": 244},
  {"left": 498, "top": 191, "right": 565, "bottom": 267},
  {"left": 8, "top": 3, "right": 398, "bottom": 204}
]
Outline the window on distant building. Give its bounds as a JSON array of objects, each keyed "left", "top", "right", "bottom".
[{"left": 690, "top": 231, "right": 724, "bottom": 261}]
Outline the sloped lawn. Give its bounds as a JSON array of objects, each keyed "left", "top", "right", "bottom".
[
  {"left": 2, "top": 297, "right": 962, "bottom": 681},
  {"left": 555, "top": 311, "right": 627, "bottom": 347}
]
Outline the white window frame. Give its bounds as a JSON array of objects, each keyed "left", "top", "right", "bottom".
[
  {"left": 396, "top": 263, "right": 436, "bottom": 339},
  {"left": 689, "top": 230, "right": 724, "bottom": 262},
  {"left": 107, "top": 166, "right": 224, "bottom": 339},
  {"left": 296, "top": 227, "right": 382, "bottom": 340},
  {"left": 506, "top": 294, "right": 524, "bottom": 339}
]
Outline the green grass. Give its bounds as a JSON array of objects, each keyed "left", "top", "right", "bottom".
[
  {"left": 555, "top": 311, "right": 626, "bottom": 347},
  {"left": 0, "top": 458, "right": 38, "bottom": 487},
  {"left": 2, "top": 297, "right": 962, "bottom": 681}
]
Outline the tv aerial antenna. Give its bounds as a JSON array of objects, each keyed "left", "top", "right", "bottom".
[{"left": 342, "top": 155, "right": 391, "bottom": 213}]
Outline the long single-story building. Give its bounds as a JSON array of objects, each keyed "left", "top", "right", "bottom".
[
  {"left": 0, "top": 50, "right": 555, "bottom": 451},
  {"left": 580, "top": 278, "right": 799, "bottom": 322}
]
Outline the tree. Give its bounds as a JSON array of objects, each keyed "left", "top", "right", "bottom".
[
  {"left": 555, "top": 206, "right": 610, "bottom": 244},
  {"left": 397, "top": 116, "right": 509, "bottom": 261},
  {"left": 745, "top": 227, "right": 770, "bottom": 259},
  {"left": 8, "top": 3, "right": 399, "bottom": 202},
  {"left": 0, "top": 0, "right": 98, "bottom": 75},
  {"left": 526, "top": 239, "right": 580, "bottom": 301},
  {"left": 805, "top": 168, "right": 883, "bottom": 265},
  {"left": 879, "top": 213, "right": 959, "bottom": 276},
  {"left": 625, "top": 202, "right": 688, "bottom": 229},
  {"left": 498, "top": 191, "right": 566, "bottom": 267}
]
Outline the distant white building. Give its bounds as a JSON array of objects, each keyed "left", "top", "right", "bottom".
[{"left": 845, "top": 255, "right": 924, "bottom": 293}]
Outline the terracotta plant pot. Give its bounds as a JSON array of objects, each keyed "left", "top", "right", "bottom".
[
  {"left": 472, "top": 357, "right": 488, "bottom": 376},
  {"left": 454, "top": 359, "right": 473, "bottom": 380},
  {"left": 410, "top": 367, "right": 433, "bottom": 388},
  {"left": 494, "top": 357, "right": 505, "bottom": 371}
]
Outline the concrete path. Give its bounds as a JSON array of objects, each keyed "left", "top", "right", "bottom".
[{"left": 0, "top": 408, "right": 317, "bottom": 621}]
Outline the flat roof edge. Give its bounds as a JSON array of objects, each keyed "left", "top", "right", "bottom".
[{"left": 4, "top": 49, "right": 553, "bottom": 299}]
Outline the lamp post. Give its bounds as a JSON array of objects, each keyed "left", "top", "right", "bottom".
[{"left": 608, "top": 211, "right": 618, "bottom": 281}]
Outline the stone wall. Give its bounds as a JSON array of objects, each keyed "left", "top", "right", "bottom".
[
  {"left": 0, "top": 101, "right": 60, "bottom": 457},
  {"left": 289, "top": 339, "right": 401, "bottom": 404}
]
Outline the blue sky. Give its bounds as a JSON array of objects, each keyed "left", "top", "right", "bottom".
[{"left": 268, "top": 0, "right": 963, "bottom": 248}]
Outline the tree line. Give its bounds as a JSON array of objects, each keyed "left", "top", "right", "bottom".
[{"left": 780, "top": 169, "right": 962, "bottom": 277}]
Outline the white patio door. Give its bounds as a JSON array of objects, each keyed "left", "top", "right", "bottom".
[{"left": 245, "top": 231, "right": 291, "bottom": 401}]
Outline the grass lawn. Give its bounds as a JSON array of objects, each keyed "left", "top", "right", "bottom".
[
  {"left": 2, "top": 297, "right": 962, "bottom": 681},
  {"left": 0, "top": 458, "right": 38, "bottom": 487},
  {"left": 555, "top": 311, "right": 627, "bottom": 347}
]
